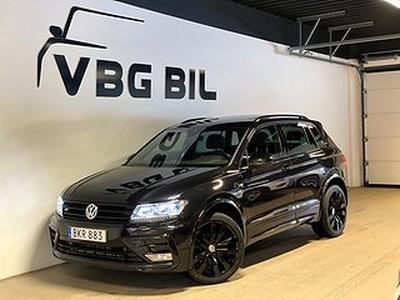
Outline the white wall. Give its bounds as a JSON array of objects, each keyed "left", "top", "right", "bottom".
[{"left": 0, "top": 0, "right": 360, "bottom": 280}]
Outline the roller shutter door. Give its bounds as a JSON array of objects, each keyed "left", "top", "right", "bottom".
[{"left": 365, "top": 71, "right": 400, "bottom": 185}]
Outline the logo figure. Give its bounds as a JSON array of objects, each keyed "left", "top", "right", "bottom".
[
  {"left": 85, "top": 203, "right": 99, "bottom": 220},
  {"left": 37, "top": 6, "right": 144, "bottom": 87}
]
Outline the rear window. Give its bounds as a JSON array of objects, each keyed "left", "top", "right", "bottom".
[{"left": 309, "top": 125, "right": 328, "bottom": 148}]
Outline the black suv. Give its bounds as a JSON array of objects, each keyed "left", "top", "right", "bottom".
[{"left": 49, "top": 115, "right": 348, "bottom": 284}]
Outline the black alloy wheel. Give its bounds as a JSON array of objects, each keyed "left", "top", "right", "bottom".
[
  {"left": 312, "top": 185, "right": 347, "bottom": 238},
  {"left": 188, "top": 213, "right": 244, "bottom": 284}
]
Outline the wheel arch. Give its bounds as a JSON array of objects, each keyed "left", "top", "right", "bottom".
[
  {"left": 312, "top": 174, "right": 348, "bottom": 238},
  {"left": 197, "top": 195, "right": 245, "bottom": 237},
  {"left": 323, "top": 174, "right": 348, "bottom": 201}
]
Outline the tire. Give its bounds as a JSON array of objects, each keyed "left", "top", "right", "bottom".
[
  {"left": 312, "top": 185, "right": 347, "bottom": 238},
  {"left": 188, "top": 212, "right": 245, "bottom": 284}
]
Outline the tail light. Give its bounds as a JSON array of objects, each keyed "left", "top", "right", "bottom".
[
  {"left": 339, "top": 153, "right": 349, "bottom": 186},
  {"left": 340, "top": 153, "right": 347, "bottom": 166}
]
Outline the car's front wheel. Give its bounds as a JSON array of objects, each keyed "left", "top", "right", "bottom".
[
  {"left": 188, "top": 212, "right": 244, "bottom": 284},
  {"left": 312, "top": 185, "right": 347, "bottom": 238}
]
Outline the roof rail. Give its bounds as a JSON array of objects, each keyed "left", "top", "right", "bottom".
[
  {"left": 181, "top": 117, "right": 208, "bottom": 124},
  {"left": 255, "top": 114, "right": 309, "bottom": 122}
]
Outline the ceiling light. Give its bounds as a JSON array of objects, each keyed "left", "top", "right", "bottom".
[{"left": 384, "top": 0, "right": 400, "bottom": 9}]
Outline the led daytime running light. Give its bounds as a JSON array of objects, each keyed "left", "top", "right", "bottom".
[{"left": 131, "top": 199, "right": 187, "bottom": 222}]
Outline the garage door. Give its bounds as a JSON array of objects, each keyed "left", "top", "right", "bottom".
[{"left": 365, "top": 71, "right": 400, "bottom": 185}]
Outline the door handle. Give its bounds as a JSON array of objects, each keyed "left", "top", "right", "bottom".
[
  {"left": 281, "top": 164, "right": 291, "bottom": 172},
  {"left": 276, "top": 181, "right": 289, "bottom": 188}
]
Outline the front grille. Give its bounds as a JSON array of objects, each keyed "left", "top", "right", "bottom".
[
  {"left": 63, "top": 202, "right": 132, "bottom": 223},
  {"left": 56, "top": 239, "right": 143, "bottom": 263}
]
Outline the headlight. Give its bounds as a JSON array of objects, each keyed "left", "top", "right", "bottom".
[
  {"left": 56, "top": 196, "right": 64, "bottom": 217},
  {"left": 130, "top": 199, "right": 187, "bottom": 222}
]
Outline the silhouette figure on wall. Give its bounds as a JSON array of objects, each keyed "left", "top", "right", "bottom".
[{"left": 37, "top": 6, "right": 144, "bottom": 87}]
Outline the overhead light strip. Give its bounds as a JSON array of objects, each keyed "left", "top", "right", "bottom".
[
  {"left": 384, "top": 0, "right": 400, "bottom": 9},
  {"left": 328, "top": 21, "right": 374, "bottom": 32},
  {"left": 297, "top": 10, "right": 345, "bottom": 22}
]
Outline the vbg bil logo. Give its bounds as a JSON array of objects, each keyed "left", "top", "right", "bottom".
[{"left": 37, "top": 6, "right": 217, "bottom": 100}]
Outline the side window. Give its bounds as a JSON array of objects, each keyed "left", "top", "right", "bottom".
[
  {"left": 310, "top": 125, "right": 328, "bottom": 148},
  {"left": 280, "top": 123, "right": 318, "bottom": 155},
  {"left": 247, "top": 125, "right": 283, "bottom": 163}
]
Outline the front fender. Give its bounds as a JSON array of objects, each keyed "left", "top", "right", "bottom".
[{"left": 190, "top": 196, "right": 246, "bottom": 245}]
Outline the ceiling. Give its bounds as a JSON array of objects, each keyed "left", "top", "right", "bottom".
[{"left": 229, "top": 0, "right": 400, "bottom": 60}]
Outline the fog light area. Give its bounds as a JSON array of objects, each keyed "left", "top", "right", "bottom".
[{"left": 145, "top": 253, "right": 173, "bottom": 262}]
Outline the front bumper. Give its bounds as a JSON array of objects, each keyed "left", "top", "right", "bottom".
[{"left": 48, "top": 213, "right": 192, "bottom": 272}]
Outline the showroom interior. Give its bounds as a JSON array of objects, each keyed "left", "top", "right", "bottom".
[{"left": 1, "top": 0, "right": 400, "bottom": 299}]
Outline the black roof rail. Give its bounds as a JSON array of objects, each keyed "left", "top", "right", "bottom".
[
  {"left": 255, "top": 114, "right": 309, "bottom": 122},
  {"left": 181, "top": 117, "right": 208, "bottom": 124},
  {"left": 181, "top": 116, "right": 220, "bottom": 124}
]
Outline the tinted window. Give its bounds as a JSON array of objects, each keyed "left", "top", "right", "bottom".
[
  {"left": 310, "top": 125, "right": 328, "bottom": 148},
  {"left": 128, "top": 124, "right": 248, "bottom": 167},
  {"left": 280, "top": 123, "right": 318, "bottom": 155},
  {"left": 247, "top": 125, "right": 283, "bottom": 162}
]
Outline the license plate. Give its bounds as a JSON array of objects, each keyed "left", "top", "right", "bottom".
[{"left": 67, "top": 226, "right": 107, "bottom": 243}]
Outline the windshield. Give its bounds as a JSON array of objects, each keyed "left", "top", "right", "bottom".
[{"left": 127, "top": 123, "right": 249, "bottom": 168}]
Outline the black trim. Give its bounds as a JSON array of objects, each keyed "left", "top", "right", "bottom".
[
  {"left": 363, "top": 64, "right": 400, "bottom": 73},
  {"left": 366, "top": 184, "right": 400, "bottom": 188},
  {"left": 361, "top": 72, "right": 367, "bottom": 187}
]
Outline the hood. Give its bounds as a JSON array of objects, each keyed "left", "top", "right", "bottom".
[{"left": 63, "top": 166, "right": 222, "bottom": 205}]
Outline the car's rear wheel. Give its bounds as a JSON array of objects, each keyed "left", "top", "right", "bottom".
[
  {"left": 312, "top": 185, "right": 347, "bottom": 238},
  {"left": 188, "top": 212, "right": 244, "bottom": 284}
]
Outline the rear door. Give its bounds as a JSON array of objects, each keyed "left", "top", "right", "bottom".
[
  {"left": 277, "top": 121, "right": 326, "bottom": 222},
  {"left": 241, "top": 124, "right": 295, "bottom": 245}
]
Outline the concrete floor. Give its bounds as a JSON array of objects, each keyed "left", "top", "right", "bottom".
[{"left": 1, "top": 187, "right": 400, "bottom": 300}]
